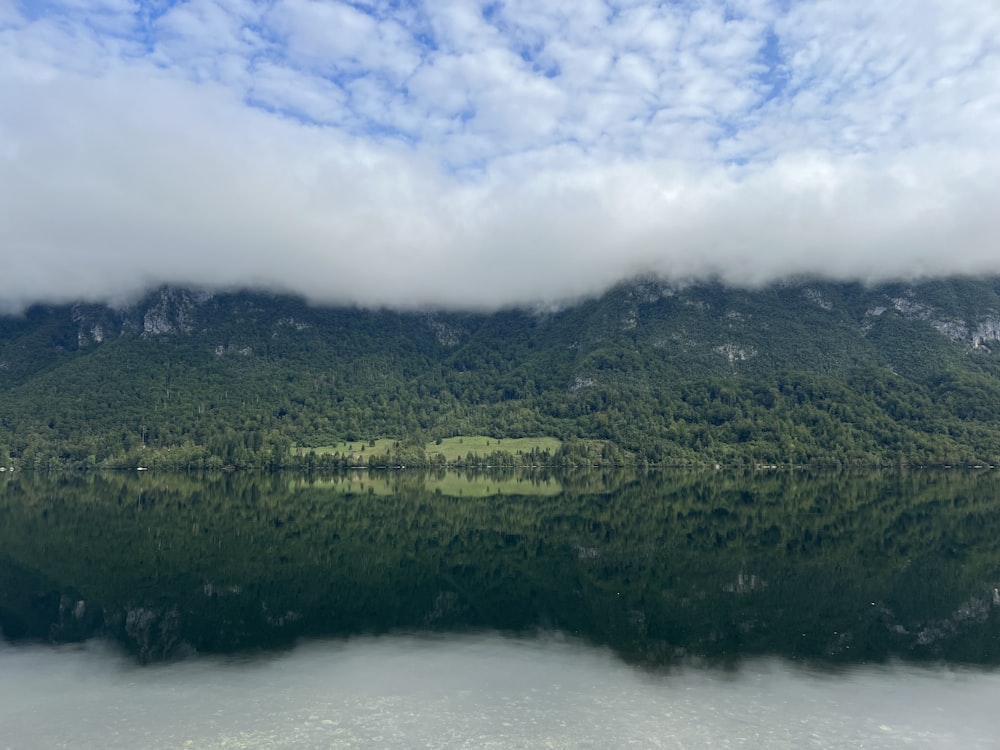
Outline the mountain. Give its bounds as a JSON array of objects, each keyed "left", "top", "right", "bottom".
[{"left": 3, "top": 277, "right": 1000, "bottom": 469}]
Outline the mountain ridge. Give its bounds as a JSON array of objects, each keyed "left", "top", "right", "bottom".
[{"left": 3, "top": 276, "right": 1000, "bottom": 469}]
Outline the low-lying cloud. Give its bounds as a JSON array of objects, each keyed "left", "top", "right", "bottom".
[{"left": 1, "top": 0, "right": 998, "bottom": 312}]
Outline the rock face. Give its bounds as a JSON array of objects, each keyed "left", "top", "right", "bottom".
[
  {"left": 117, "top": 605, "right": 192, "bottom": 662},
  {"left": 802, "top": 287, "right": 833, "bottom": 310},
  {"left": 424, "top": 315, "right": 464, "bottom": 347},
  {"left": 49, "top": 591, "right": 105, "bottom": 643},
  {"left": 11, "top": 277, "right": 1000, "bottom": 359},
  {"left": 64, "top": 289, "right": 215, "bottom": 347},
  {"left": 866, "top": 289, "right": 1000, "bottom": 349},
  {"left": 141, "top": 288, "right": 208, "bottom": 337},
  {"left": 715, "top": 343, "right": 757, "bottom": 364},
  {"left": 71, "top": 303, "right": 120, "bottom": 347},
  {"left": 973, "top": 318, "right": 1000, "bottom": 350}
]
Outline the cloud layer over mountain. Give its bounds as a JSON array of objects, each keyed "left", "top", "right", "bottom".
[{"left": 1, "top": 0, "right": 998, "bottom": 311}]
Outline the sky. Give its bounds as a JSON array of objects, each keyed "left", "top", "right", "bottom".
[{"left": 1, "top": 0, "right": 998, "bottom": 311}]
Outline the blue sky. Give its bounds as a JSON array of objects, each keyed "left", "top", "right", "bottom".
[{"left": 0, "top": 0, "right": 998, "bottom": 310}]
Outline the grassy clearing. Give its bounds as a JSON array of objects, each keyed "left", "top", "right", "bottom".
[{"left": 424, "top": 436, "right": 562, "bottom": 462}]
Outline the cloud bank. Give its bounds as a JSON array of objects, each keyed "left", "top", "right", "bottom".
[{"left": 1, "top": 0, "right": 998, "bottom": 311}]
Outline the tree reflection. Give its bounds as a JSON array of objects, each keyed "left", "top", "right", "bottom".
[{"left": 1, "top": 469, "right": 998, "bottom": 666}]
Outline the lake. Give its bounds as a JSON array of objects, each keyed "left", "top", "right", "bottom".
[{"left": 1, "top": 469, "right": 999, "bottom": 748}]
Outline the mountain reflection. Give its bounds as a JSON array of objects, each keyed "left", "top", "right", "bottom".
[{"left": 1, "top": 469, "right": 999, "bottom": 666}]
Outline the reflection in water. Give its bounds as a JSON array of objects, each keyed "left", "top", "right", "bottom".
[
  {"left": 1, "top": 634, "right": 998, "bottom": 749},
  {"left": 1, "top": 469, "right": 999, "bottom": 666}
]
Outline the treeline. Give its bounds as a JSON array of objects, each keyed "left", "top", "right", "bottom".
[{"left": 5, "top": 365, "right": 1000, "bottom": 471}]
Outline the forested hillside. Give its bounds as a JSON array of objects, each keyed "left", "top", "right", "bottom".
[{"left": 3, "top": 276, "right": 1000, "bottom": 469}]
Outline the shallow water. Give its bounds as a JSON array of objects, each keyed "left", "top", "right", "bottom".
[{"left": 2, "top": 633, "right": 998, "bottom": 749}]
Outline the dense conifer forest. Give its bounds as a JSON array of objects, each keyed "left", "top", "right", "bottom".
[{"left": 3, "top": 276, "right": 1000, "bottom": 470}]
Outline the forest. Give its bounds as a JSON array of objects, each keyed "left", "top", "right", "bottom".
[{"left": 2, "top": 276, "right": 1000, "bottom": 470}]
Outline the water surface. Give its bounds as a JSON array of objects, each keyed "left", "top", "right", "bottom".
[
  {"left": 1, "top": 469, "right": 999, "bottom": 747},
  {"left": 2, "top": 634, "right": 998, "bottom": 749}
]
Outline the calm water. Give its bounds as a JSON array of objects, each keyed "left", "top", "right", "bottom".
[
  {"left": 2, "top": 637, "right": 999, "bottom": 749},
  {"left": 1, "top": 470, "right": 999, "bottom": 748}
]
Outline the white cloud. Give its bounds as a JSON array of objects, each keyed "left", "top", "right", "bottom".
[
  {"left": 248, "top": 61, "right": 348, "bottom": 123},
  {"left": 0, "top": 0, "right": 998, "bottom": 312},
  {"left": 269, "top": 0, "right": 421, "bottom": 78}
]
